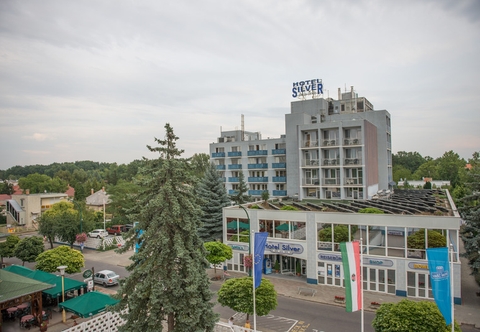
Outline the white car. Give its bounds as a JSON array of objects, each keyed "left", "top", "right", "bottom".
[
  {"left": 93, "top": 270, "right": 120, "bottom": 287},
  {"left": 88, "top": 229, "right": 108, "bottom": 239}
]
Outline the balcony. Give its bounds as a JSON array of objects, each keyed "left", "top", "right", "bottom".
[
  {"left": 272, "top": 162, "right": 286, "bottom": 169},
  {"left": 216, "top": 165, "right": 226, "bottom": 170},
  {"left": 228, "top": 164, "right": 242, "bottom": 170},
  {"left": 343, "top": 138, "right": 361, "bottom": 146},
  {"left": 228, "top": 190, "right": 239, "bottom": 195},
  {"left": 345, "top": 178, "right": 362, "bottom": 185},
  {"left": 228, "top": 151, "right": 242, "bottom": 157},
  {"left": 344, "top": 158, "right": 362, "bottom": 165},
  {"left": 273, "top": 190, "right": 287, "bottom": 196},
  {"left": 212, "top": 152, "right": 225, "bottom": 158},
  {"left": 272, "top": 176, "right": 286, "bottom": 182},
  {"left": 302, "top": 159, "right": 319, "bottom": 167},
  {"left": 247, "top": 150, "right": 268, "bottom": 156},
  {"left": 272, "top": 149, "right": 286, "bottom": 155},
  {"left": 302, "top": 140, "right": 319, "bottom": 148},
  {"left": 248, "top": 177, "right": 268, "bottom": 183},
  {"left": 228, "top": 177, "right": 239, "bottom": 182},
  {"left": 303, "top": 179, "right": 320, "bottom": 186},
  {"left": 248, "top": 190, "right": 264, "bottom": 196},
  {"left": 323, "top": 159, "right": 340, "bottom": 166},
  {"left": 248, "top": 163, "right": 268, "bottom": 169}
]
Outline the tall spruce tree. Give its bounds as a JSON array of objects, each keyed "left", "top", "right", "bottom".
[
  {"left": 230, "top": 171, "right": 251, "bottom": 205},
  {"left": 197, "top": 163, "right": 230, "bottom": 242},
  {"left": 460, "top": 152, "right": 480, "bottom": 285},
  {"left": 115, "top": 124, "right": 218, "bottom": 332}
]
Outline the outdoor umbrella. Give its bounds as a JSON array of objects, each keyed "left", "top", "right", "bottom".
[
  {"left": 58, "top": 291, "right": 119, "bottom": 318},
  {"left": 275, "top": 223, "right": 297, "bottom": 231},
  {"left": 227, "top": 220, "right": 250, "bottom": 230}
]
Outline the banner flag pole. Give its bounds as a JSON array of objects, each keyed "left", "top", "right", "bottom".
[
  {"left": 252, "top": 230, "right": 257, "bottom": 331},
  {"left": 360, "top": 238, "right": 364, "bottom": 332},
  {"left": 450, "top": 243, "right": 454, "bottom": 332}
]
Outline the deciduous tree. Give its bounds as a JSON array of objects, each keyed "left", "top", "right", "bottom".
[
  {"left": 372, "top": 300, "right": 460, "bottom": 332},
  {"left": 35, "top": 245, "right": 84, "bottom": 273},
  {"left": 115, "top": 124, "right": 217, "bottom": 332},
  {"left": 14, "top": 236, "right": 44, "bottom": 266},
  {"left": 204, "top": 241, "right": 233, "bottom": 276},
  {"left": 217, "top": 277, "right": 277, "bottom": 323},
  {"left": 0, "top": 235, "right": 20, "bottom": 266}
]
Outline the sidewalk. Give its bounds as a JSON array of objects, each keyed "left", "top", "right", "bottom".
[{"left": 85, "top": 247, "right": 480, "bottom": 330}]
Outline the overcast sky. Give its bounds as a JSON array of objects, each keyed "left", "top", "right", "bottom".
[{"left": 1, "top": 0, "right": 479, "bottom": 170}]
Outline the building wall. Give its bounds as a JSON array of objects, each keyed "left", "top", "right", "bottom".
[{"left": 223, "top": 206, "right": 462, "bottom": 303}]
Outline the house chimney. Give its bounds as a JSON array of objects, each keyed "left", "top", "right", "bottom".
[
  {"left": 351, "top": 86, "right": 354, "bottom": 98},
  {"left": 26, "top": 189, "right": 30, "bottom": 195},
  {"left": 338, "top": 88, "right": 341, "bottom": 100},
  {"left": 91, "top": 188, "right": 94, "bottom": 195}
]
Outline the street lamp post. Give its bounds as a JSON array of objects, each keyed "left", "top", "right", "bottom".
[
  {"left": 71, "top": 200, "right": 83, "bottom": 233},
  {"left": 57, "top": 265, "right": 68, "bottom": 323},
  {"left": 239, "top": 205, "right": 252, "bottom": 277}
]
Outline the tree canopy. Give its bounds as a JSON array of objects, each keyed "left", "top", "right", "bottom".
[
  {"left": 204, "top": 241, "right": 233, "bottom": 275},
  {"left": 372, "top": 300, "right": 460, "bottom": 332},
  {"left": 14, "top": 236, "right": 44, "bottom": 266},
  {"left": 407, "top": 229, "right": 446, "bottom": 249},
  {"left": 114, "top": 124, "right": 217, "bottom": 332},
  {"left": 217, "top": 277, "right": 277, "bottom": 320},
  {"left": 0, "top": 235, "right": 20, "bottom": 266},
  {"left": 35, "top": 245, "right": 84, "bottom": 274},
  {"left": 18, "top": 173, "right": 68, "bottom": 194}
]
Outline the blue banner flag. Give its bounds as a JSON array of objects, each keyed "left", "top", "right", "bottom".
[
  {"left": 253, "top": 232, "right": 268, "bottom": 288},
  {"left": 426, "top": 247, "right": 452, "bottom": 325}
]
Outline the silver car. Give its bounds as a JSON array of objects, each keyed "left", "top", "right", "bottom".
[{"left": 94, "top": 270, "right": 120, "bottom": 287}]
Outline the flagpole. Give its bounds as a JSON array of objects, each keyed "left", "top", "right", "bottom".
[
  {"left": 360, "top": 238, "right": 364, "bottom": 332},
  {"left": 450, "top": 243, "right": 454, "bottom": 332},
  {"left": 252, "top": 230, "right": 257, "bottom": 331}
]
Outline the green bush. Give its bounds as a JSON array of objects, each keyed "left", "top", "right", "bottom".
[{"left": 358, "top": 207, "right": 384, "bottom": 214}]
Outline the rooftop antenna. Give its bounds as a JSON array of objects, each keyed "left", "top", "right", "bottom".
[{"left": 241, "top": 114, "right": 245, "bottom": 141}]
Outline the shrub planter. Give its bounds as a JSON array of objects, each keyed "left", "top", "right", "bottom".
[
  {"left": 370, "top": 301, "right": 381, "bottom": 309},
  {"left": 334, "top": 296, "right": 345, "bottom": 304}
]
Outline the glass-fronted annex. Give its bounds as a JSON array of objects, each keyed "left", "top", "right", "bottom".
[{"left": 223, "top": 191, "right": 462, "bottom": 304}]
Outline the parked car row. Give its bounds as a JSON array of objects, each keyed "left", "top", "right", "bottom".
[{"left": 87, "top": 224, "right": 134, "bottom": 238}]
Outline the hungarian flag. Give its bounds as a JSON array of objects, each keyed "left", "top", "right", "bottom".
[{"left": 340, "top": 241, "right": 362, "bottom": 312}]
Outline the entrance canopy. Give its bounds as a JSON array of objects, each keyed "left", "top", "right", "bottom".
[
  {"left": 4, "top": 265, "right": 86, "bottom": 297},
  {"left": 59, "top": 291, "right": 119, "bottom": 318}
]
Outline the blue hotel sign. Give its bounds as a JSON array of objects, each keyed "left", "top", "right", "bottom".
[
  {"left": 265, "top": 242, "right": 304, "bottom": 255},
  {"left": 292, "top": 79, "right": 323, "bottom": 98}
]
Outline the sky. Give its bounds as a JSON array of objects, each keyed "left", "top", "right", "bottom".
[{"left": 1, "top": 0, "right": 479, "bottom": 170}]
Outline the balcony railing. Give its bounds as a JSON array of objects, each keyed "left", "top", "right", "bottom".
[
  {"left": 302, "top": 159, "right": 319, "bottom": 167},
  {"left": 343, "top": 138, "right": 362, "bottom": 146},
  {"left": 272, "top": 162, "right": 286, "bottom": 169},
  {"left": 228, "top": 190, "right": 238, "bottom": 195},
  {"left": 344, "top": 158, "right": 362, "bottom": 165},
  {"left": 273, "top": 190, "right": 287, "bottom": 196},
  {"left": 302, "top": 140, "right": 319, "bottom": 148},
  {"left": 228, "top": 177, "right": 239, "bottom": 182},
  {"left": 248, "top": 177, "right": 268, "bottom": 183},
  {"left": 321, "top": 139, "right": 337, "bottom": 147},
  {"left": 248, "top": 163, "right": 268, "bottom": 169},
  {"left": 272, "top": 149, "right": 286, "bottom": 155},
  {"left": 228, "top": 151, "right": 242, "bottom": 157},
  {"left": 247, "top": 150, "right": 268, "bottom": 156},
  {"left": 345, "top": 178, "right": 362, "bottom": 185},
  {"left": 303, "top": 179, "right": 320, "bottom": 186},
  {"left": 272, "top": 176, "right": 286, "bottom": 182},
  {"left": 323, "top": 178, "right": 340, "bottom": 185},
  {"left": 211, "top": 152, "right": 225, "bottom": 158},
  {"left": 323, "top": 159, "right": 340, "bottom": 166},
  {"left": 216, "top": 165, "right": 226, "bottom": 170},
  {"left": 228, "top": 164, "right": 242, "bottom": 169},
  {"left": 248, "top": 190, "right": 263, "bottom": 196}
]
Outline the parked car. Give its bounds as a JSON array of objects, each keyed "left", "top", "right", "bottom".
[
  {"left": 88, "top": 229, "right": 108, "bottom": 238},
  {"left": 106, "top": 225, "right": 126, "bottom": 235},
  {"left": 93, "top": 270, "right": 119, "bottom": 287}
]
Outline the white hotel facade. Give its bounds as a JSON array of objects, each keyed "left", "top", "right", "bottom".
[{"left": 213, "top": 81, "right": 462, "bottom": 303}]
